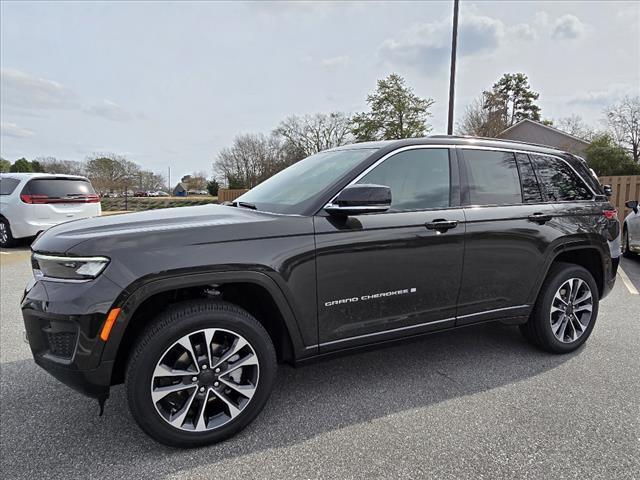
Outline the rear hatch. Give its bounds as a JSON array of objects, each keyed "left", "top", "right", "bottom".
[{"left": 21, "top": 177, "right": 101, "bottom": 222}]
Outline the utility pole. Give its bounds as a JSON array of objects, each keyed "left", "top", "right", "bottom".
[
  {"left": 168, "top": 166, "right": 171, "bottom": 193},
  {"left": 447, "top": 0, "right": 459, "bottom": 135}
]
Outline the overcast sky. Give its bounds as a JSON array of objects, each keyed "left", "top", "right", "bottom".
[{"left": 1, "top": 1, "right": 639, "bottom": 180}]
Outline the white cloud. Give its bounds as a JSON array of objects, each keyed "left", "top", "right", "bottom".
[
  {"left": 551, "top": 14, "right": 586, "bottom": 40},
  {"left": 379, "top": 12, "right": 504, "bottom": 71},
  {"left": 84, "top": 100, "right": 132, "bottom": 122},
  {"left": 0, "top": 68, "right": 78, "bottom": 110},
  {"left": 320, "top": 55, "right": 350, "bottom": 68},
  {"left": 0, "top": 122, "right": 36, "bottom": 138},
  {"left": 567, "top": 84, "right": 637, "bottom": 107}
]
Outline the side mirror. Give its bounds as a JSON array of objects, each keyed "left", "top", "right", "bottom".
[
  {"left": 324, "top": 184, "right": 391, "bottom": 216},
  {"left": 625, "top": 200, "right": 639, "bottom": 214},
  {"left": 603, "top": 184, "right": 613, "bottom": 197}
]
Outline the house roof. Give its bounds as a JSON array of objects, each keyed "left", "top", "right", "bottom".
[
  {"left": 173, "top": 182, "right": 188, "bottom": 190},
  {"left": 498, "top": 118, "right": 590, "bottom": 146}
]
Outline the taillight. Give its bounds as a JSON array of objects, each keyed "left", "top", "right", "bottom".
[
  {"left": 20, "top": 194, "right": 100, "bottom": 204},
  {"left": 603, "top": 209, "right": 617, "bottom": 220},
  {"left": 20, "top": 194, "right": 49, "bottom": 204}
]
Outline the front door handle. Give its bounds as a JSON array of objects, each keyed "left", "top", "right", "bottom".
[
  {"left": 528, "top": 212, "right": 553, "bottom": 224},
  {"left": 425, "top": 219, "right": 458, "bottom": 232}
]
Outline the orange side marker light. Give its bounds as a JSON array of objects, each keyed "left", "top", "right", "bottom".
[{"left": 100, "top": 308, "right": 121, "bottom": 341}]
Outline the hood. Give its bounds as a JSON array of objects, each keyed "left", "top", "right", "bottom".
[{"left": 32, "top": 204, "right": 313, "bottom": 255}]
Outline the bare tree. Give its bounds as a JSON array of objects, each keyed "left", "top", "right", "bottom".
[
  {"left": 457, "top": 96, "right": 507, "bottom": 137},
  {"left": 553, "top": 115, "right": 596, "bottom": 141},
  {"left": 214, "top": 133, "right": 295, "bottom": 189},
  {"left": 605, "top": 96, "right": 640, "bottom": 162},
  {"left": 84, "top": 153, "right": 139, "bottom": 194},
  {"left": 35, "top": 157, "right": 85, "bottom": 175},
  {"left": 274, "top": 112, "right": 352, "bottom": 156}
]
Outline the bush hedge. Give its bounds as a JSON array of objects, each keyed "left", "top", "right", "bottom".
[{"left": 101, "top": 196, "right": 218, "bottom": 211}]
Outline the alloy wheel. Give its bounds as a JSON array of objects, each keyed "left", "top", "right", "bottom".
[
  {"left": 549, "top": 278, "right": 593, "bottom": 343},
  {"left": 150, "top": 328, "right": 259, "bottom": 432},
  {"left": 0, "top": 222, "right": 7, "bottom": 245}
]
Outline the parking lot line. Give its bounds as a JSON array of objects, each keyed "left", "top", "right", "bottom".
[{"left": 618, "top": 266, "right": 639, "bottom": 295}]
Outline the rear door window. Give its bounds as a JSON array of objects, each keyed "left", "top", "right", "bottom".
[
  {"left": 529, "top": 155, "right": 592, "bottom": 201},
  {"left": 0, "top": 178, "right": 20, "bottom": 195},
  {"left": 462, "top": 149, "right": 522, "bottom": 205},
  {"left": 24, "top": 178, "right": 95, "bottom": 198},
  {"left": 515, "top": 153, "right": 543, "bottom": 203}
]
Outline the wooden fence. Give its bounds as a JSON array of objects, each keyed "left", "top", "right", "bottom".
[
  {"left": 598, "top": 175, "right": 640, "bottom": 218},
  {"left": 218, "top": 188, "right": 249, "bottom": 203}
]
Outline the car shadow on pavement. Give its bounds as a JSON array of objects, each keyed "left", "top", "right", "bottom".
[{"left": 0, "top": 321, "right": 578, "bottom": 478}]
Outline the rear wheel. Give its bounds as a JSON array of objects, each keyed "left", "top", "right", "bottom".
[
  {"left": 0, "top": 218, "right": 17, "bottom": 248},
  {"left": 126, "top": 300, "right": 277, "bottom": 447},
  {"left": 520, "top": 262, "right": 599, "bottom": 353}
]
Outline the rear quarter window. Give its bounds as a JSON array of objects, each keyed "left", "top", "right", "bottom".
[
  {"left": 0, "top": 178, "right": 21, "bottom": 195},
  {"left": 23, "top": 178, "right": 95, "bottom": 198},
  {"left": 529, "top": 155, "right": 592, "bottom": 201}
]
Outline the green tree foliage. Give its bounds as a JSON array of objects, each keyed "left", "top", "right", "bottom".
[
  {"left": 351, "top": 74, "right": 434, "bottom": 141},
  {"left": 459, "top": 73, "right": 541, "bottom": 138},
  {"left": 585, "top": 134, "right": 640, "bottom": 176},
  {"left": 484, "top": 73, "right": 540, "bottom": 127},
  {"left": 9, "top": 158, "right": 33, "bottom": 172},
  {"left": 0, "top": 158, "right": 11, "bottom": 172},
  {"left": 206, "top": 178, "right": 220, "bottom": 196}
]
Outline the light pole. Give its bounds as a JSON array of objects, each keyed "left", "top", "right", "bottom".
[{"left": 447, "top": 0, "right": 459, "bottom": 135}]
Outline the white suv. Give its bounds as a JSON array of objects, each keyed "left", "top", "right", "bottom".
[{"left": 0, "top": 173, "right": 101, "bottom": 247}]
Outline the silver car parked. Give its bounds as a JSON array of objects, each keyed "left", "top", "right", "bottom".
[{"left": 622, "top": 199, "right": 640, "bottom": 257}]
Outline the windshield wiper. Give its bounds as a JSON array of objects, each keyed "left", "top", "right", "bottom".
[{"left": 235, "top": 201, "right": 257, "bottom": 210}]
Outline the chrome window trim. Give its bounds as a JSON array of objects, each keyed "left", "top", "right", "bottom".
[
  {"left": 325, "top": 143, "right": 598, "bottom": 212},
  {"left": 324, "top": 144, "right": 453, "bottom": 211}
]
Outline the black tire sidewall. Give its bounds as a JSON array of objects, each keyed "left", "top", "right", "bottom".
[
  {"left": 126, "top": 302, "right": 277, "bottom": 448},
  {"left": 533, "top": 264, "right": 599, "bottom": 353},
  {"left": 0, "top": 218, "right": 15, "bottom": 248}
]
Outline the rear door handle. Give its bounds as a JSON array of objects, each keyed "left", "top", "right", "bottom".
[
  {"left": 528, "top": 212, "right": 553, "bottom": 224},
  {"left": 425, "top": 219, "right": 458, "bottom": 232}
]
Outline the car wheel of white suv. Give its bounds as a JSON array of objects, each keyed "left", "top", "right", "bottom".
[{"left": 0, "top": 217, "right": 17, "bottom": 248}]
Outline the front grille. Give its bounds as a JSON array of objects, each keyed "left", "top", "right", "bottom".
[{"left": 43, "top": 324, "right": 78, "bottom": 359}]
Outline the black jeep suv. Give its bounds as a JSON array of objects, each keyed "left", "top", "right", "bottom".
[{"left": 22, "top": 136, "right": 620, "bottom": 447}]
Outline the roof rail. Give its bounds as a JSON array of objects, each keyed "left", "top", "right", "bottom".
[{"left": 427, "top": 134, "right": 564, "bottom": 152}]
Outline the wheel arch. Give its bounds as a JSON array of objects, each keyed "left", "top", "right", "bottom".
[
  {"left": 535, "top": 244, "right": 606, "bottom": 302},
  {"left": 105, "top": 271, "right": 310, "bottom": 386}
]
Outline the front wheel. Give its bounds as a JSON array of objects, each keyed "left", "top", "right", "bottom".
[
  {"left": 125, "top": 300, "right": 277, "bottom": 447},
  {"left": 622, "top": 228, "right": 635, "bottom": 258},
  {"left": 520, "top": 262, "right": 599, "bottom": 353}
]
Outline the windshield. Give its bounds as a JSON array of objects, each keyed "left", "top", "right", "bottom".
[{"left": 235, "top": 148, "right": 376, "bottom": 214}]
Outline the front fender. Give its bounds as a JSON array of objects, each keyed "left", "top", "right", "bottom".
[{"left": 100, "top": 270, "right": 316, "bottom": 368}]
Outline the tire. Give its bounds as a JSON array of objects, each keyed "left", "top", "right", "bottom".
[
  {"left": 520, "top": 262, "right": 599, "bottom": 354},
  {"left": 125, "top": 299, "right": 277, "bottom": 447},
  {"left": 0, "top": 217, "right": 17, "bottom": 248},
  {"left": 622, "top": 228, "right": 635, "bottom": 258}
]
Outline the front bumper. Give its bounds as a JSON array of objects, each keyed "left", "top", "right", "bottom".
[{"left": 21, "top": 273, "right": 123, "bottom": 399}]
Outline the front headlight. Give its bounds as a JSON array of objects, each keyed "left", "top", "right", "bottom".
[{"left": 31, "top": 254, "right": 110, "bottom": 281}]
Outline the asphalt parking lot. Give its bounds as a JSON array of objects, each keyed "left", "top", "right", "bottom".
[{"left": 1, "top": 247, "right": 639, "bottom": 479}]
